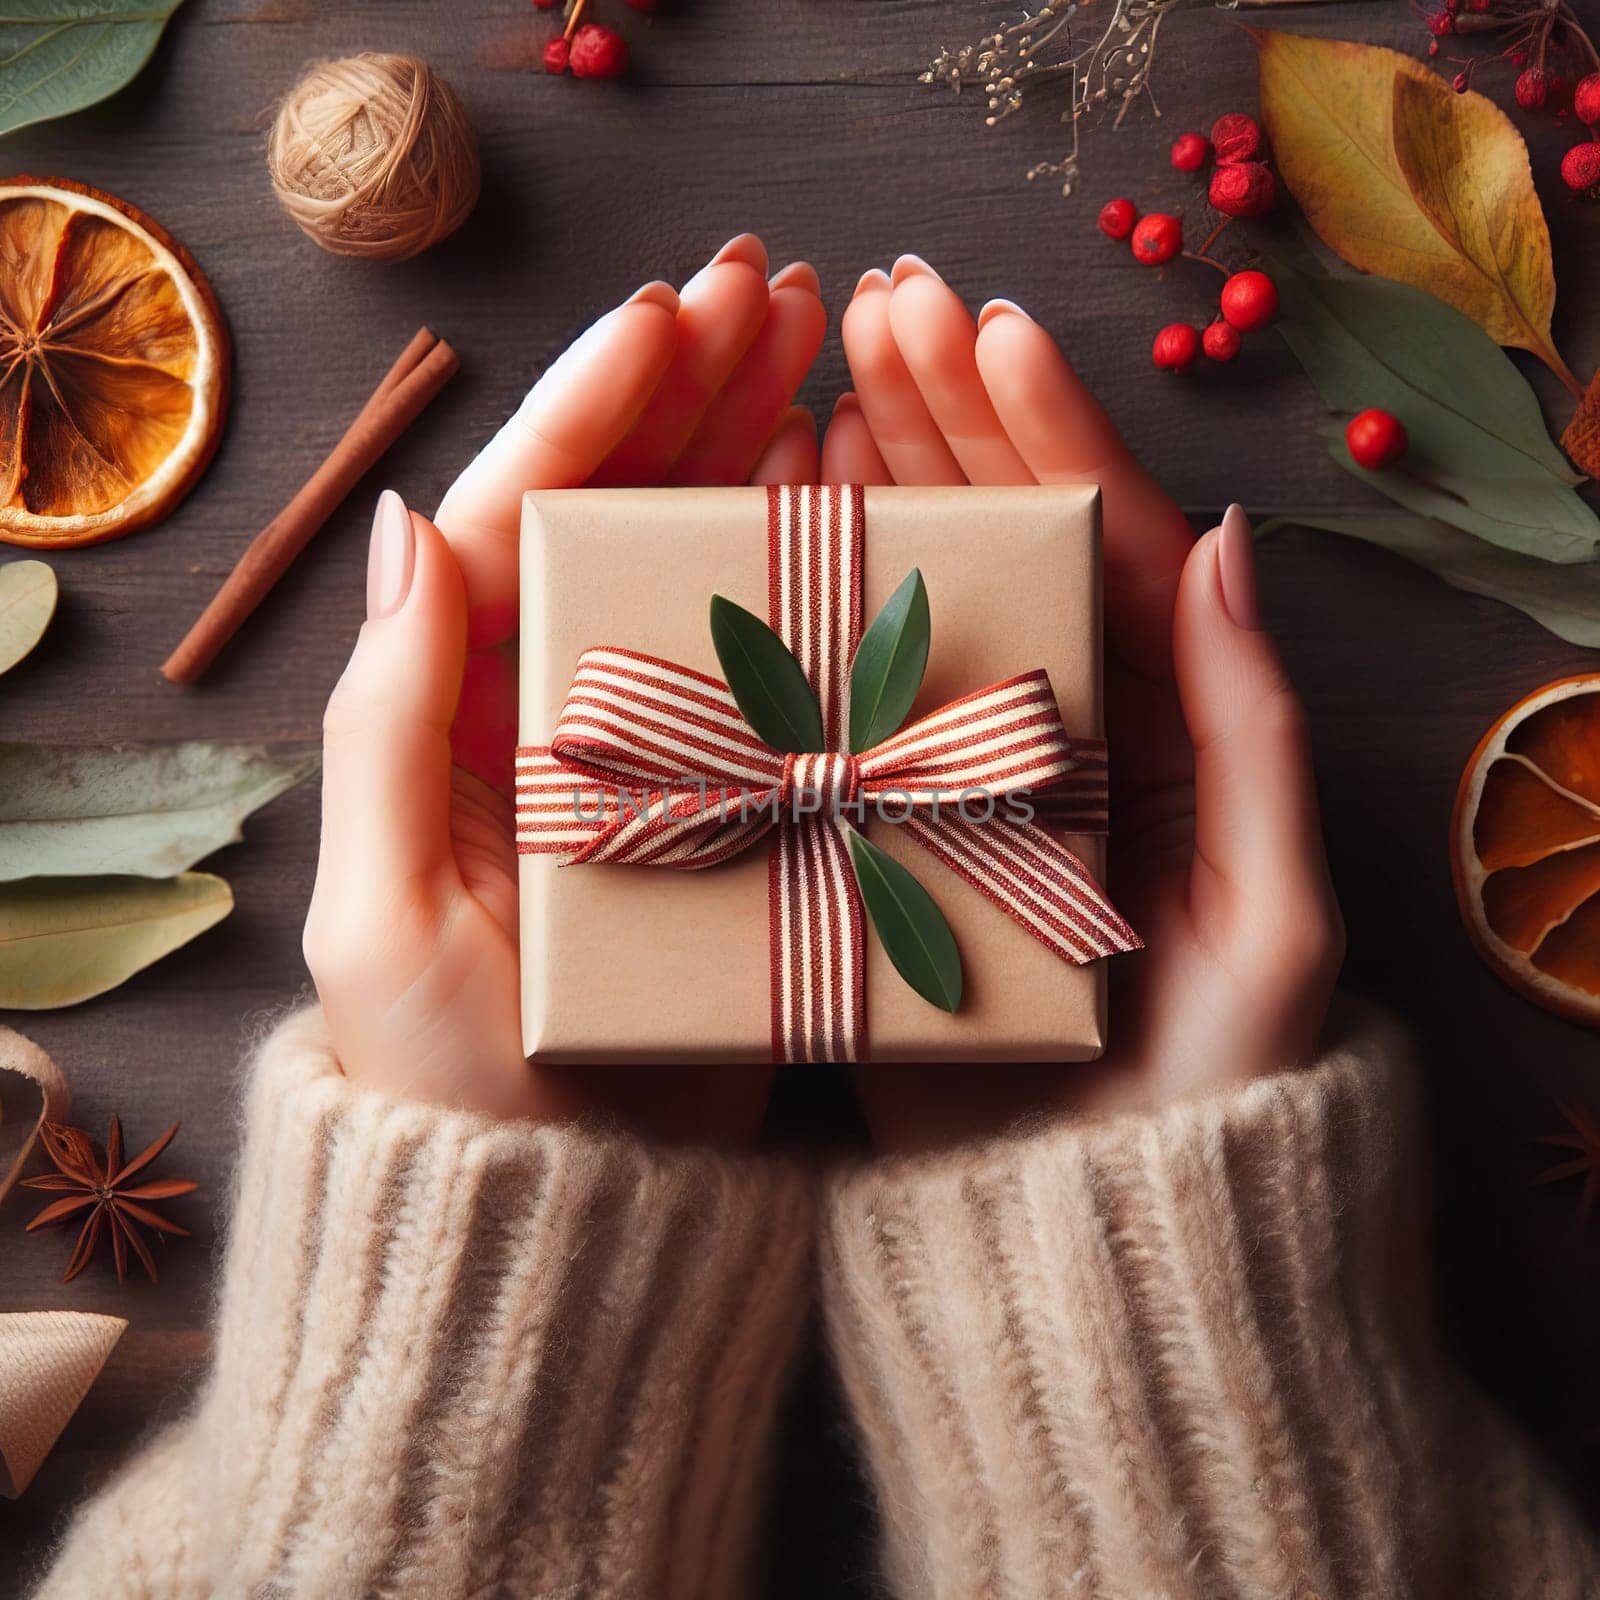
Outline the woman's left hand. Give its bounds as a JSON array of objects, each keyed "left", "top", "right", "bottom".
[{"left": 303, "top": 236, "right": 825, "bottom": 1134}]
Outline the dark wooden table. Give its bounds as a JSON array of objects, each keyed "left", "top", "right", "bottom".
[{"left": 4, "top": 1, "right": 1598, "bottom": 1591}]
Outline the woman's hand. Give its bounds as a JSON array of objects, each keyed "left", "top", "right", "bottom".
[
  {"left": 825, "top": 257, "right": 1344, "bottom": 1150},
  {"left": 303, "top": 235, "right": 825, "bottom": 1135}
]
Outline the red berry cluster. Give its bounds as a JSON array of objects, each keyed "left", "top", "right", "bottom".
[
  {"left": 538, "top": 0, "right": 650, "bottom": 79},
  {"left": 1098, "top": 111, "right": 1283, "bottom": 372},
  {"left": 1210, "top": 114, "right": 1277, "bottom": 219},
  {"left": 1424, "top": 0, "right": 1600, "bottom": 193},
  {"left": 1160, "top": 112, "right": 1280, "bottom": 219},
  {"left": 1151, "top": 270, "right": 1279, "bottom": 372},
  {"left": 1565, "top": 75, "right": 1600, "bottom": 198}
]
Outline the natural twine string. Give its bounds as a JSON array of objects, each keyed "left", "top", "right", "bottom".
[{"left": 266, "top": 53, "right": 481, "bottom": 262}]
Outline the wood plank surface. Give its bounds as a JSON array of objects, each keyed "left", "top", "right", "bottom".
[{"left": 3, "top": 1, "right": 1598, "bottom": 1590}]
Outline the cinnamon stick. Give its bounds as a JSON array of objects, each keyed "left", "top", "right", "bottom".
[
  {"left": 367, "top": 325, "right": 441, "bottom": 411},
  {"left": 161, "top": 328, "right": 458, "bottom": 685}
]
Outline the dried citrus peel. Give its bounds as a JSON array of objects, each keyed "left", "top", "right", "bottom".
[
  {"left": 1453, "top": 675, "right": 1600, "bottom": 1024},
  {"left": 0, "top": 178, "right": 228, "bottom": 548}
]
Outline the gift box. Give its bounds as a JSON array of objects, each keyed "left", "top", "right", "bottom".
[{"left": 516, "top": 484, "right": 1137, "bottom": 1064}]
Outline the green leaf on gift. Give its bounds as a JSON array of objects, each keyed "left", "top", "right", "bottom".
[
  {"left": 0, "top": 0, "right": 188, "bottom": 139},
  {"left": 0, "top": 872, "right": 232, "bottom": 1009},
  {"left": 710, "top": 594, "right": 824, "bottom": 754},
  {"left": 846, "top": 828, "right": 963, "bottom": 1013},
  {"left": 0, "top": 742, "right": 319, "bottom": 883},
  {"left": 849, "top": 568, "right": 930, "bottom": 754},
  {"left": 1259, "top": 513, "right": 1600, "bottom": 647},
  {"left": 1273, "top": 260, "right": 1600, "bottom": 563}
]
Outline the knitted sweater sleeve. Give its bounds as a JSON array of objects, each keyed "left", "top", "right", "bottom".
[
  {"left": 33, "top": 1009, "right": 812, "bottom": 1600},
  {"left": 819, "top": 1011, "right": 1599, "bottom": 1600}
]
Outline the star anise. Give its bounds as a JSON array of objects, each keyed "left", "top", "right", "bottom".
[
  {"left": 21, "top": 1118, "right": 197, "bottom": 1283},
  {"left": 1530, "top": 1099, "right": 1600, "bottom": 1229}
]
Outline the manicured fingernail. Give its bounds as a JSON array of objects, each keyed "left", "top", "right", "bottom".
[
  {"left": 769, "top": 261, "right": 820, "bottom": 295},
  {"left": 712, "top": 233, "right": 768, "bottom": 272},
  {"left": 854, "top": 267, "right": 891, "bottom": 296},
  {"left": 832, "top": 392, "right": 861, "bottom": 418},
  {"left": 367, "top": 490, "right": 414, "bottom": 621},
  {"left": 1217, "top": 503, "right": 1260, "bottom": 630},
  {"left": 627, "top": 280, "right": 680, "bottom": 312},
  {"left": 890, "top": 254, "right": 940, "bottom": 285},
  {"left": 977, "top": 298, "right": 1032, "bottom": 330}
]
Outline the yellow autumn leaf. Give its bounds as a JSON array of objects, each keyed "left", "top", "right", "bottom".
[
  {"left": 1390, "top": 71, "right": 1573, "bottom": 389},
  {"left": 1254, "top": 30, "right": 1576, "bottom": 393}
]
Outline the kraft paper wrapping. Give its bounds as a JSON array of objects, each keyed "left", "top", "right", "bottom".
[{"left": 519, "top": 484, "right": 1106, "bottom": 1063}]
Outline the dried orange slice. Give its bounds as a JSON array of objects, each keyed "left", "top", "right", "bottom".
[
  {"left": 1452, "top": 674, "right": 1600, "bottom": 1029},
  {"left": 0, "top": 177, "right": 228, "bottom": 549}
]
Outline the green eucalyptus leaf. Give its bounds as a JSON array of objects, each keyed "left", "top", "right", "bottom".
[
  {"left": 0, "top": 560, "right": 56, "bottom": 675},
  {"left": 1275, "top": 261, "right": 1583, "bottom": 485},
  {"left": 709, "top": 595, "right": 823, "bottom": 754},
  {"left": 0, "top": 742, "right": 318, "bottom": 882},
  {"left": 849, "top": 569, "right": 930, "bottom": 754},
  {"left": 0, "top": 871, "right": 232, "bottom": 1009},
  {"left": 1274, "top": 261, "right": 1600, "bottom": 563},
  {"left": 1312, "top": 421, "right": 1596, "bottom": 561},
  {"left": 846, "top": 828, "right": 963, "bottom": 1013},
  {"left": 0, "top": 0, "right": 187, "bottom": 139},
  {"left": 1260, "top": 512, "right": 1600, "bottom": 646}
]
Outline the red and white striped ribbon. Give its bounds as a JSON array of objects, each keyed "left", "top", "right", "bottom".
[
  {"left": 767, "top": 485, "right": 867, "bottom": 1062},
  {"left": 516, "top": 484, "right": 1139, "bottom": 1063}
]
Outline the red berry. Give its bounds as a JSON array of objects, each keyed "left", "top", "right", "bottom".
[
  {"left": 1209, "top": 161, "right": 1277, "bottom": 218},
  {"left": 1209, "top": 112, "right": 1262, "bottom": 164},
  {"left": 1152, "top": 324, "right": 1200, "bottom": 372},
  {"left": 1561, "top": 141, "right": 1600, "bottom": 196},
  {"left": 1576, "top": 73, "right": 1600, "bottom": 126},
  {"left": 1515, "top": 68, "right": 1548, "bottom": 109},
  {"left": 625, "top": 0, "right": 660, "bottom": 8},
  {"left": 1097, "top": 198, "right": 1138, "bottom": 240},
  {"left": 1345, "top": 409, "right": 1408, "bottom": 471},
  {"left": 1451, "top": 72, "right": 1469, "bottom": 94},
  {"left": 1219, "top": 269, "right": 1278, "bottom": 332},
  {"left": 1426, "top": 8, "right": 1453, "bottom": 35},
  {"left": 1428, "top": 40, "right": 1440, "bottom": 57},
  {"left": 543, "top": 35, "right": 570, "bottom": 73},
  {"left": 1130, "top": 212, "right": 1182, "bottom": 264},
  {"left": 532, "top": 0, "right": 558, "bottom": 7},
  {"left": 1170, "top": 132, "right": 1211, "bottom": 173},
  {"left": 1202, "top": 320, "right": 1242, "bottom": 363},
  {"left": 569, "top": 21, "right": 629, "bottom": 78}
]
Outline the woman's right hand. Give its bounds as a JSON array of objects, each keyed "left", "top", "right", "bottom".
[
  {"left": 824, "top": 257, "right": 1344, "bottom": 1151},
  {"left": 303, "top": 235, "right": 825, "bottom": 1139}
]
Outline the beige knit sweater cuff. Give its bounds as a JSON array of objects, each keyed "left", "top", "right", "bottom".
[
  {"left": 820, "top": 1013, "right": 1597, "bottom": 1600},
  {"left": 39, "top": 1008, "right": 812, "bottom": 1600}
]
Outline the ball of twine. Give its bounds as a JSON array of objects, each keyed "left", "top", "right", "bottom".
[{"left": 267, "top": 53, "right": 481, "bottom": 262}]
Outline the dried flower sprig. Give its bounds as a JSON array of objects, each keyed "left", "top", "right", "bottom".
[
  {"left": 921, "top": 0, "right": 1191, "bottom": 198},
  {"left": 920, "top": 1, "right": 1078, "bottom": 119},
  {"left": 22, "top": 1117, "right": 197, "bottom": 1283}
]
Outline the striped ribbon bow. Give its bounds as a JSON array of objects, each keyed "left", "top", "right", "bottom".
[{"left": 516, "top": 484, "right": 1139, "bottom": 1064}]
